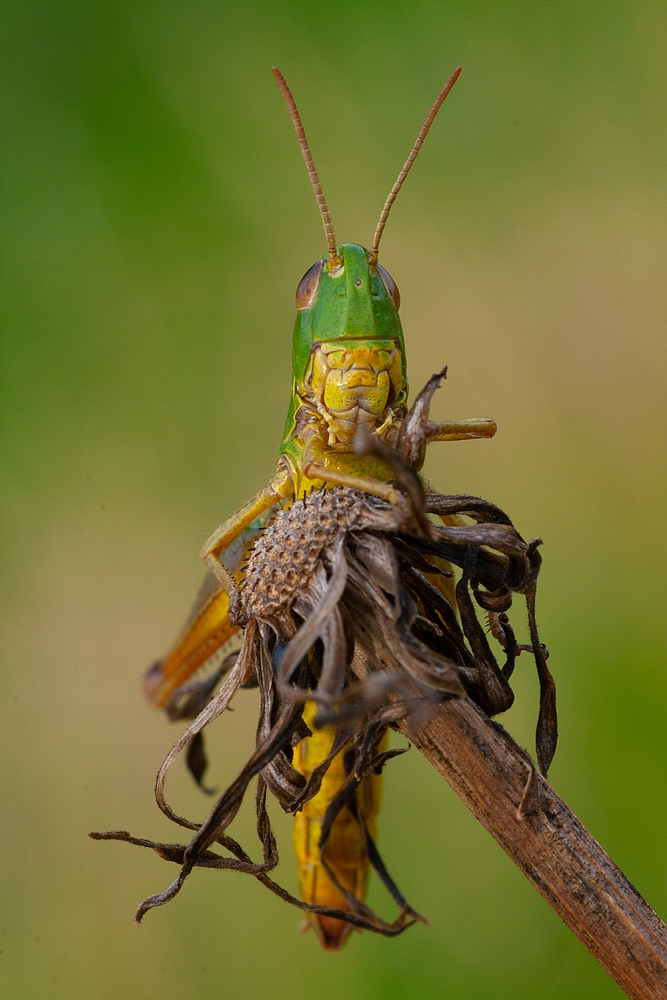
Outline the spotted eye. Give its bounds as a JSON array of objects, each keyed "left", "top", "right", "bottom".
[
  {"left": 296, "top": 260, "right": 323, "bottom": 310},
  {"left": 378, "top": 265, "right": 400, "bottom": 311}
]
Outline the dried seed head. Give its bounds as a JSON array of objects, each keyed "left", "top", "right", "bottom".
[
  {"left": 94, "top": 371, "right": 557, "bottom": 944},
  {"left": 232, "top": 489, "right": 369, "bottom": 622}
]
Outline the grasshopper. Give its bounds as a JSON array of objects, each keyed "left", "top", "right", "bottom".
[{"left": 143, "top": 66, "right": 498, "bottom": 949}]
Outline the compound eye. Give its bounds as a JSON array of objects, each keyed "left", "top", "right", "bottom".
[
  {"left": 296, "top": 260, "right": 323, "bottom": 310},
  {"left": 378, "top": 265, "right": 400, "bottom": 311}
]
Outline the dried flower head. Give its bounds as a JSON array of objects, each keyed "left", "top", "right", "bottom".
[{"left": 92, "top": 372, "right": 557, "bottom": 947}]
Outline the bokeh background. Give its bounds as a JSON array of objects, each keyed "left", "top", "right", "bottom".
[{"left": 2, "top": 1, "right": 666, "bottom": 997}]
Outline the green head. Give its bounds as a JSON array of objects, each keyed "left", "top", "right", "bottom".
[
  {"left": 278, "top": 244, "right": 407, "bottom": 452},
  {"left": 272, "top": 66, "right": 461, "bottom": 462},
  {"left": 291, "top": 243, "right": 406, "bottom": 389}
]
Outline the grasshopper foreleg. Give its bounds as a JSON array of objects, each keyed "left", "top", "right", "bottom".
[
  {"left": 301, "top": 431, "right": 402, "bottom": 505},
  {"left": 397, "top": 368, "right": 496, "bottom": 472},
  {"left": 200, "top": 470, "right": 292, "bottom": 591},
  {"left": 145, "top": 470, "right": 293, "bottom": 710},
  {"left": 426, "top": 417, "right": 497, "bottom": 442},
  {"left": 303, "top": 462, "right": 403, "bottom": 505}
]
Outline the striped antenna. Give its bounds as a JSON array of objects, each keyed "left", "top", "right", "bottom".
[
  {"left": 368, "top": 67, "right": 462, "bottom": 268},
  {"left": 272, "top": 67, "right": 339, "bottom": 265}
]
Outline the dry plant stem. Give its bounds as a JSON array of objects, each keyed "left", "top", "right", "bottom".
[{"left": 401, "top": 696, "right": 667, "bottom": 1000}]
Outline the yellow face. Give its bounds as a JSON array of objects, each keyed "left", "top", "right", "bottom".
[{"left": 309, "top": 340, "right": 404, "bottom": 430}]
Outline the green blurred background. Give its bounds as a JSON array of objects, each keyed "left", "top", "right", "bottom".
[{"left": 2, "top": 1, "right": 666, "bottom": 997}]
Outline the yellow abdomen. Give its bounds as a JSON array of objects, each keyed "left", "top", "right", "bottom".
[{"left": 293, "top": 702, "right": 387, "bottom": 950}]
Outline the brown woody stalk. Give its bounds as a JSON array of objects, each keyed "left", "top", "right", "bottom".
[
  {"left": 95, "top": 370, "right": 667, "bottom": 993},
  {"left": 399, "top": 697, "right": 667, "bottom": 1000}
]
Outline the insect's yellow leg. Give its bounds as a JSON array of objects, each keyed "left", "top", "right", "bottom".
[
  {"left": 147, "top": 493, "right": 281, "bottom": 708},
  {"left": 418, "top": 553, "right": 459, "bottom": 609},
  {"left": 301, "top": 432, "right": 401, "bottom": 504},
  {"left": 427, "top": 417, "right": 497, "bottom": 442},
  {"left": 200, "top": 470, "right": 292, "bottom": 590},
  {"left": 419, "top": 479, "right": 462, "bottom": 608},
  {"left": 304, "top": 461, "right": 402, "bottom": 505},
  {"left": 293, "top": 703, "right": 389, "bottom": 951},
  {"left": 293, "top": 703, "right": 360, "bottom": 950},
  {"left": 200, "top": 474, "right": 291, "bottom": 558},
  {"left": 144, "top": 584, "right": 238, "bottom": 709}
]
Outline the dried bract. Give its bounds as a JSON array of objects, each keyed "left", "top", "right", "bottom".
[{"left": 92, "top": 373, "right": 557, "bottom": 942}]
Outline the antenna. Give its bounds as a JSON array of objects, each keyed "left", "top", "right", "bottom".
[
  {"left": 368, "top": 66, "right": 462, "bottom": 268},
  {"left": 272, "top": 67, "right": 340, "bottom": 266}
]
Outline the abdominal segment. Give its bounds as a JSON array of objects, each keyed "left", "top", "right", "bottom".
[{"left": 292, "top": 701, "right": 386, "bottom": 950}]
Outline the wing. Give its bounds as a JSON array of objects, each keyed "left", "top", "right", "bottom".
[
  {"left": 143, "top": 512, "right": 272, "bottom": 709},
  {"left": 143, "top": 574, "right": 239, "bottom": 708}
]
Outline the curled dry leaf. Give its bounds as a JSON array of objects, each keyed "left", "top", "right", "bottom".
[{"left": 92, "top": 373, "right": 556, "bottom": 944}]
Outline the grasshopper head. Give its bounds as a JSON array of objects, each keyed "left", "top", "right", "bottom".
[
  {"left": 291, "top": 243, "right": 406, "bottom": 393},
  {"left": 278, "top": 244, "right": 408, "bottom": 461},
  {"left": 274, "top": 65, "right": 462, "bottom": 422}
]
